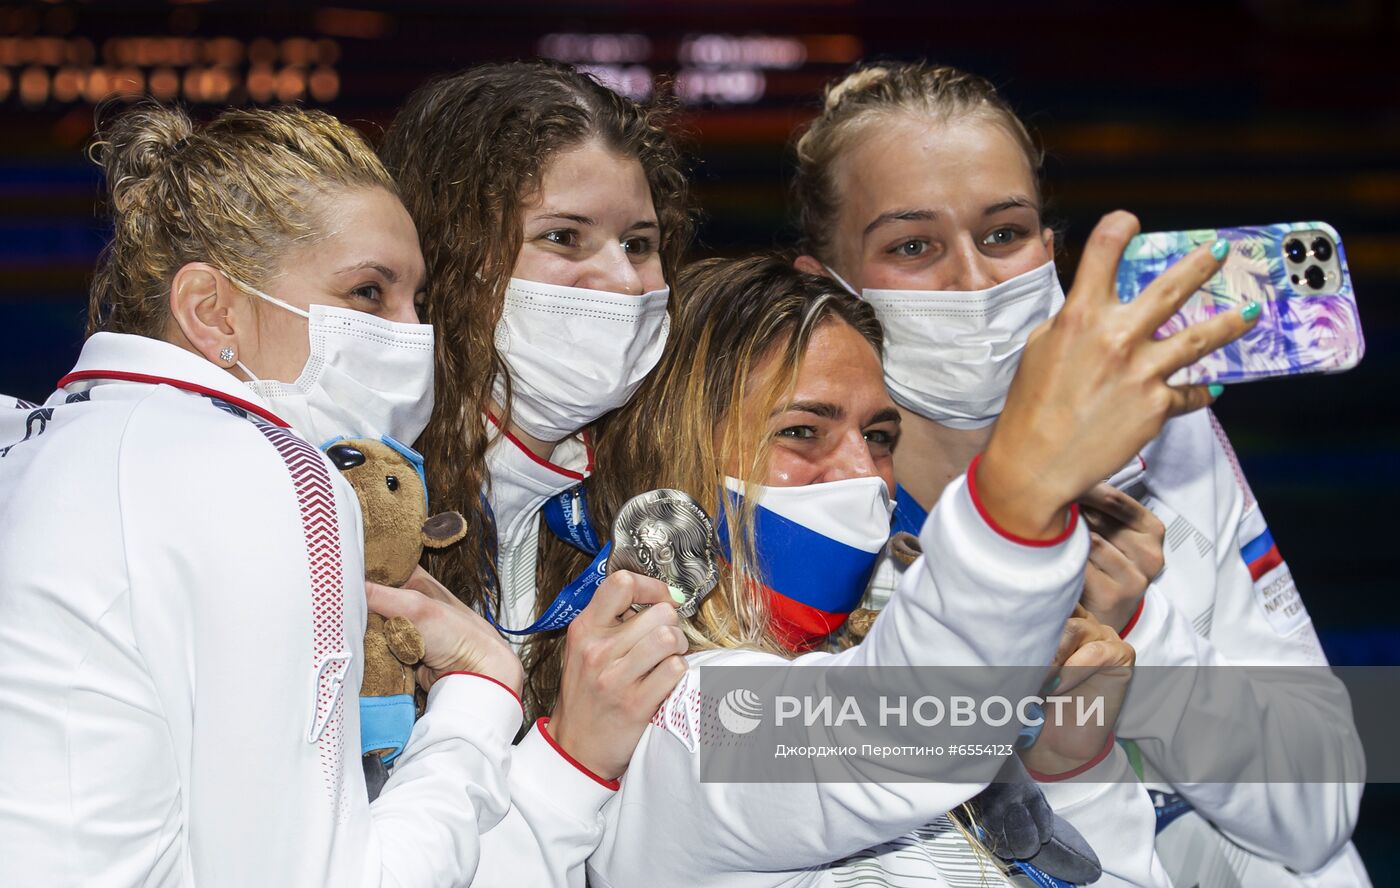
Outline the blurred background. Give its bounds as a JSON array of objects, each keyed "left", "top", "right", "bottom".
[{"left": 2, "top": 0, "right": 1397, "bottom": 869}]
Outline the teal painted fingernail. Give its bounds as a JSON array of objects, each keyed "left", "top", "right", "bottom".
[
  {"left": 1241, "top": 300, "right": 1262, "bottom": 321},
  {"left": 1208, "top": 383, "right": 1224, "bottom": 398},
  {"left": 1211, "top": 238, "right": 1230, "bottom": 261},
  {"left": 1041, "top": 675, "right": 1061, "bottom": 695}
]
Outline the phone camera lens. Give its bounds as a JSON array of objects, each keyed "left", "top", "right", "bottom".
[
  {"left": 1304, "top": 265, "right": 1326, "bottom": 289},
  {"left": 1311, "top": 237, "right": 1333, "bottom": 262},
  {"left": 1284, "top": 239, "right": 1307, "bottom": 263}
]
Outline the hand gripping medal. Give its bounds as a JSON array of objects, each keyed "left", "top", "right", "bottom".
[{"left": 606, "top": 489, "right": 720, "bottom": 618}]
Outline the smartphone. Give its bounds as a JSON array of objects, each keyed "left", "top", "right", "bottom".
[{"left": 1116, "top": 222, "right": 1364, "bottom": 385}]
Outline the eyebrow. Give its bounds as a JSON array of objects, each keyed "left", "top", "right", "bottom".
[
  {"left": 868, "top": 407, "right": 902, "bottom": 426},
  {"left": 863, "top": 208, "right": 937, "bottom": 239},
  {"left": 335, "top": 261, "right": 400, "bottom": 284},
  {"left": 778, "top": 400, "right": 844, "bottom": 421},
  {"left": 984, "top": 196, "right": 1038, "bottom": 215},
  {"left": 537, "top": 212, "right": 595, "bottom": 226}
]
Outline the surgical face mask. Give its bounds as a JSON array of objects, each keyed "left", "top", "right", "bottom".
[
  {"left": 494, "top": 277, "right": 670, "bottom": 442},
  {"left": 232, "top": 279, "right": 435, "bottom": 447},
  {"left": 719, "top": 475, "right": 892, "bottom": 651},
  {"left": 829, "top": 260, "right": 1064, "bottom": 430}
]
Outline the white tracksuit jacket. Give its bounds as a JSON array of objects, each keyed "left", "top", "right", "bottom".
[
  {"left": 587, "top": 466, "right": 1102, "bottom": 888},
  {"left": 1112, "top": 409, "right": 1368, "bottom": 887},
  {"left": 0, "top": 332, "right": 607, "bottom": 888},
  {"left": 867, "top": 410, "right": 1368, "bottom": 887}
]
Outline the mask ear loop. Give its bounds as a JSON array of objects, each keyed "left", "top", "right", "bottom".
[
  {"left": 822, "top": 265, "right": 861, "bottom": 299},
  {"left": 220, "top": 271, "right": 313, "bottom": 381}
]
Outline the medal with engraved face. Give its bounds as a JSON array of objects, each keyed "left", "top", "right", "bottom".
[{"left": 607, "top": 489, "right": 720, "bottom": 618}]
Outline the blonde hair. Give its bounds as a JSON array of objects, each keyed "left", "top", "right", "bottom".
[
  {"left": 87, "top": 101, "right": 397, "bottom": 337},
  {"left": 523, "top": 255, "right": 884, "bottom": 715},
  {"left": 792, "top": 62, "right": 1043, "bottom": 263}
]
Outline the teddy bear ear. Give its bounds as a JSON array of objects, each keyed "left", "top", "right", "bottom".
[
  {"left": 325, "top": 443, "right": 366, "bottom": 471},
  {"left": 421, "top": 511, "right": 469, "bottom": 548}
]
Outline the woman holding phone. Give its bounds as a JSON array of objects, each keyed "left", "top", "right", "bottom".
[
  {"left": 537, "top": 232, "right": 1257, "bottom": 886},
  {"left": 791, "top": 62, "right": 1367, "bottom": 887}
]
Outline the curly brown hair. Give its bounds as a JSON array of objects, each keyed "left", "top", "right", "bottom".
[{"left": 379, "top": 62, "right": 693, "bottom": 643}]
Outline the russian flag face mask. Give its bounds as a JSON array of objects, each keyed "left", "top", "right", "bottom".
[{"left": 719, "top": 475, "right": 893, "bottom": 651}]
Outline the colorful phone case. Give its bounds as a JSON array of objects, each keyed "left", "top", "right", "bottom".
[{"left": 1115, "top": 222, "right": 1364, "bottom": 385}]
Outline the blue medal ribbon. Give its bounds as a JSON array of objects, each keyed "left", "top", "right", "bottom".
[
  {"left": 541, "top": 483, "right": 604, "bottom": 555},
  {"left": 891, "top": 484, "right": 929, "bottom": 537}
]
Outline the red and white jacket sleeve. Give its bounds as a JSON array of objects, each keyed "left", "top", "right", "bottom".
[
  {"left": 473, "top": 719, "right": 618, "bottom": 888},
  {"left": 590, "top": 470, "right": 1090, "bottom": 885}
]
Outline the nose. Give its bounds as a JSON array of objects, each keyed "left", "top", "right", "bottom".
[
  {"left": 817, "top": 428, "right": 880, "bottom": 484},
  {"left": 576, "top": 241, "right": 645, "bottom": 296},
  {"left": 944, "top": 237, "right": 1000, "bottom": 292}
]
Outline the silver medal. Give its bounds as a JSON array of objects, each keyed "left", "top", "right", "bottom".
[{"left": 606, "top": 489, "right": 720, "bottom": 618}]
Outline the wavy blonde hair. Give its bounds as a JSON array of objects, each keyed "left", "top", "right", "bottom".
[
  {"left": 524, "top": 255, "right": 884, "bottom": 716},
  {"left": 791, "top": 62, "right": 1043, "bottom": 264},
  {"left": 87, "top": 101, "right": 396, "bottom": 337}
]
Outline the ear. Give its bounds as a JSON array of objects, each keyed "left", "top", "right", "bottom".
[
  {"left": 421, "top": 511, "right": 468, "bottom": 548},
  {"left": 167, "top": 262, "right": 247, "bottom": 372},
  {"left": 1043, "top": 227, "right": 1056, "bottom": 256},
  {"left": 794, "top": 254, "right": 826, "bottom": 276}
]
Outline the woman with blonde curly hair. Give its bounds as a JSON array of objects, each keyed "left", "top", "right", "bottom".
[{"left": 0, "top": 102, "right": 524, "bottom": 886}]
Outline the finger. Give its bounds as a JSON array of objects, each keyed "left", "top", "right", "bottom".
[
  {"left": 1080, "top": 483, "right": 1155, "bottom": 532},
  {"left": 403, "top": 565, "right": 467, "bottom": 610},
  {"left": 1088, "top": 532, "right": 1145, "bottom": 588},
  {"left": 1052, "top": 617, "right": 1098, "bottom": 669},
  {"left": 579, "top": 571, "right": 674, "bottom": 628},
  {"left": 617, "top": 622, "right": 690, "bottom": 683},
  {"left": 1148, "top": 294, "right": 1261, "bottom": 382},
  {"left": 636, "top": 653, "right": 688, "bottom": 708},
  {"left": 612, "top": 596, "right": 684, "bottom": 661},
  {"left": 366, "top": 581, "right": 432, "bottom": 624},
  {"left": 1070, "top": 211, "right": 1141, "bottom": 306},
  {"left": 1129, "top": 238, "right": 1229, "bottom": 336},
  {"left": 1163, "top": 382, "right": 1221, "bottom": 418}
]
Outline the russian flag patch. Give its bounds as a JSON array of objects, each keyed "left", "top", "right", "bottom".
[{"left": 1238, "top": 514, "right": 1308, "bottom": 636}]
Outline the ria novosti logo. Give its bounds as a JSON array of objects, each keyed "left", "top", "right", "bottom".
[{"left": 718, "top": 687, "right": 765, "bottom": 734}]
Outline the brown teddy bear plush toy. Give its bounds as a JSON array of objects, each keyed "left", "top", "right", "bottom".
[{"left": 324, "top": 437, "right": 468, "bottom": 800}]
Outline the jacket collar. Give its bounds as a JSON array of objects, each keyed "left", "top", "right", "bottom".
[{"left": 59, "top": 332, "right": 289, "bottom": 427}]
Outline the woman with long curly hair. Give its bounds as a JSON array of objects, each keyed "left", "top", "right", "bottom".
[{"left": 381, "top": 62, "right": 694, "bottom": 885}]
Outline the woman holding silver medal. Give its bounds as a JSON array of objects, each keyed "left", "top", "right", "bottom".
[
  {"left": 791, "top": 62, "right": 1367, "bottom": 887},
  {"left": 536, "top": 229, "right": 1257, "bottom": 886},
  {"left": 380, "top": 61, "right": 693, "bottom": 887}
]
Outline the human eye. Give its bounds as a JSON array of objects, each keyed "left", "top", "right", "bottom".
[
  {"left": 542, "top": 229, "right": 580, "bottom": 248},
  {"left": 777, "top": 425, "right": 818, "bottom": 441},
  {"left": 349, "top": 283, "right": 383, "bottom": 304},
  {"left": 622, "top": 235, "right": 655, "bottom": 257},
  {"left": 981, "top": 226, "right": 1026, "bottom": 247},
  {"left": 886, "top": 238, "right": 927, "bottom": 258},
  {"left": 864, "top": 426, "right": 899, "bottom": 455}
]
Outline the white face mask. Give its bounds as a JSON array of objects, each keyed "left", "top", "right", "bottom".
[
  {"left": 832, "top": 260, "right": 1064, "bottom": 429},
  {"left": 231, "top": 279, "right": 435, "bottom": 447},
  {"left": 494, "top": 277, "right": 670, "bottom": 442}
]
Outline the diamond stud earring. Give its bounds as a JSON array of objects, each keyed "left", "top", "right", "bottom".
[{"left": 218, "top": 347, "right": 236, "bottom": 364}]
